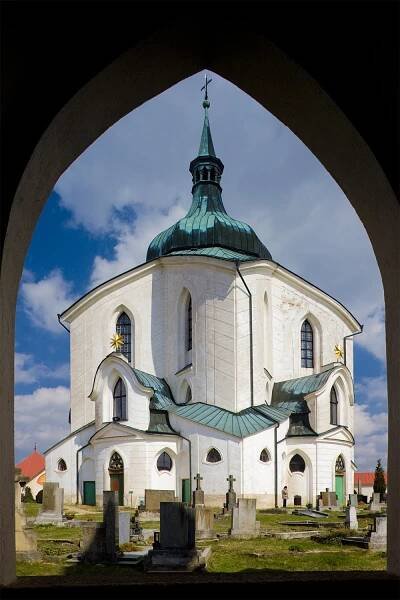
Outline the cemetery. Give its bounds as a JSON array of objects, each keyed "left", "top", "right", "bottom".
[{"left": 15, "top": 476, "right": 387, "bottom": 579}]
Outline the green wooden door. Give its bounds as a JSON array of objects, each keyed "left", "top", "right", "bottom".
[
  {"left": 110, "top": 473, "right": 124, "bottom": 506},
  {"left": 335, "top": 475, "right": 345, "bottom": 506},
  {"left": 182, "top": 478, "right": 191, "bottom": 503},
  {"left": 83, "top": 481, "right": 96, "bottom": 506}
]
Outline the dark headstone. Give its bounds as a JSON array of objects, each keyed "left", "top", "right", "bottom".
[
  {"left": 294, "top": 495, "right": 302, "bottom": 506},
  {"left": 145, "top": 489, "right": 176, "bottom": 511}
]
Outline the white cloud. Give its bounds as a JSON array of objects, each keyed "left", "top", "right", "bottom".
[
  {"left": 14, "top": 386, "right": 70, "bottom": 460},
  {"left": 90, "top": 202, "right": 187, "bottom": 286},
  {"left": 354, "top": 403, "right": 387, "bottom": 471},
  {"left": 355, "top": 374, "right": 387, "bottom": 408},
  {"left": 20, "top": 269, "right": 76, "bottom": 333},
  {"left": 15, "top": 352, "right": 69, "bottom": 385}
]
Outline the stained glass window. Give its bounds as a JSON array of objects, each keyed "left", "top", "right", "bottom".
[
  {"left": 289, "top": 454, "right": 305, "bottom": 473},
  {"left": 157, "top": 452, "right": 173, "bottom": 472},
  {"left": 335, "top": 455, "right": 345, "bottom": 473},
  {"left": 206, "top": 448, "right": 222, "bottom": 463},
  {"left": 301, "top": 320, "right": 314, "bottom": 368},
  {"left": 113, "top": 378, "right": 127, "bottom": 421},
  {"left": 116, "top": 312, "right": 131, "bottom": 363},
  {"left": 109, "top": 452, "right": 124, "bottom": 471},
  {"left": 330, "top": 386, "right": 338, "bottom": 425},
  {"left": 260, "top": 449, "right": 271, "bottom": 463}
]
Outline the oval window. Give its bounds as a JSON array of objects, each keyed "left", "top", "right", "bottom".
[{"left": 260, "top": 449, "right": 271, "bottom": 463}]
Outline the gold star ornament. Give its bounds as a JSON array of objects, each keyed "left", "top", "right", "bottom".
[
  {"left": 334, "top": 344, "right": 344, "bottom": 361},
  {"left": 110, "top": 333, "right": 124, "bottom": 351}
]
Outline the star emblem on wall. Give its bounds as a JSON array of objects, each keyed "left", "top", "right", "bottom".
[
  {"left": 334, "top": 344, "right": 344, "bottom": 361},
  {"left": 110, "top": 333, "right": 124, "bottom": 351}
]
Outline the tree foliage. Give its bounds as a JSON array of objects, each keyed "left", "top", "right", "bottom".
[
  {"left": 22, "top": 485, "right": 35, "bottom": 503},
  {"left": 373, "top": 459, "right": 386, "bottom": 495}
]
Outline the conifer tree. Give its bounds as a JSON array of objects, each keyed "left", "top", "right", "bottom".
[
  {"left": 22, "top": 485, "right": 34, "bottom": 503},
  {"left": 373, "top": 459, "right": 386, "bottom": 498}
]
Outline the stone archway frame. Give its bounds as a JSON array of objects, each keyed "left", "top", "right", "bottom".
[{"left": 1, "top": 27, "right": 399, "bottom": 584}]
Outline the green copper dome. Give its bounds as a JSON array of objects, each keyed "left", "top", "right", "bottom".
[{"left": 146, "top": 89, "right": 272, "bottom": 263}]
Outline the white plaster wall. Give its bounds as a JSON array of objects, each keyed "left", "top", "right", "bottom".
[
  {"left": 92, "top": 434, "right": 180, "bottom": 506},
  {"left": 242, "top": 428, "right": 276, "bottom": 495},
  {"left": 24, "top": 471, "right": 45, "bottom": 501},
  {"left": 44, "top": 424, "right": 95, "bottom": 504}
]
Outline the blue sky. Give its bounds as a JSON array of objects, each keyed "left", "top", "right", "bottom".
[{"left": 14, "top": 72, "right": 387, "bottom": 471}]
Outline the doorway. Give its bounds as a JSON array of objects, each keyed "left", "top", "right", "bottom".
[{"left": 335, "top": 455, "right": 346, "bottom": 506}]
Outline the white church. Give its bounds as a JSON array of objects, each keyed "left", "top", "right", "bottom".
[{"left": 45, "top": 88, "right": 361, "bottom": 509}]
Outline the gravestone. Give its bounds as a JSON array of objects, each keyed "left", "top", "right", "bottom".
[
  {"left": 370, "top": 492, "right": 384, "bottom": 512},
  {"left": 229, "top": 498, "right": 260, "bottom": 538},
  {"left": 103, "top": 491, "right": 119, "bottom": 561},
  {"left": 195, "top": 505, "right": 215, "bottom": 539},
  {"left": 145, "top": 502, "right": 209, "bottom": 571},
  {"left": 320, "top": 489, "right": 338, "bottom": 510},
  {"left": 118, "top": 511, "right": 131, "bottom": 545},
  {"left": 348, "top": 494, "right": 358, "bottom": 507},
  {"left": 367, "top": 515, "right": 387, "bottom": 550},
  {"left": 15, "top": 468, "right": 40, "bottom": 560},
  {"left": 223, "top": 474, "right": 237, "bottom": 513},
  {"left": 36, "top": 482, "right": 64, "bottom": 524},
  {"left": 192, "top": 473, "right": 204, "bottom": 507},
  {"left": 80, "top": 522, "right": 106, "bottom": 562},
  {"left": 294, "top": 495, "right": 302, "bottom": 506},
  {"left": 345, "top": 506, "right": 358, "bottom": 529},
  {"left": 145, "top": 489, "right": 176, "bottom": 511}
]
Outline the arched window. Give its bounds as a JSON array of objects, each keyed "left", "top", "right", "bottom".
[
  {"left": 57, "top": 459, "right": 67, "bottom": 471},
  {"left": 109, "top": 452, "right": 124, "bottom": 472},
  {"left": 330, "top": 386, "right": 338, "bottom": 425},
  {"left": 186, "top": 295, "right": 192, "bottom": 352},
  {"left": 195, "top": 169, "right": 200, "bottom": 182},
  {"left": 157, "top": 451, "right": 173, "bottom": 472},
  {"left": 186, "top": 386, "right": 192, "bottom": 403},
  {"left": 259, "top": 448, "right": 271, "bottom": 463},
  {"left": 301, "top": 320, "right": 314, "bottom": 368},
  {"left": 201, "top": 168, "right": 208, "bottom": 180},
  {"left": 335, "top": 455, "right": 345, "bottom": 473},
  {"left": 113, "top": 378, "right": 127, "bottom": 421},
  {"left": 206, "top": 448, "right": 222, "bottom": 463},
  {"left": 289, "top": 454, "right": 306, "bottom": 473},
  {"left": 116, "top": 312, "right": 132, "bottom": 363},
  {"left": 210, "top": 167, "right": 216, "bottom": 181}
]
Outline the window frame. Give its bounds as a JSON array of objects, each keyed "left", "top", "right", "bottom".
[
  {"left": 113, "top": 377, "right": 127, "bottom": 421},
  {"left": 116, "top": 312, "right": 132, "bottom": 363},
  {"left": 289, "top": 453, "right": 306, "bottom": 473},
  {"left": 301, "top": 319, "right": 314, "bottom": 368},
  {"left": 156, "top": 451, "right": 173, "bottom": 472},
  {"left": 57, "top": 458, "right": 67, "bottom": 472},
  {"left": 259, "top": 448, "right": 271, "bottom": 464},
  {"left": 330, "top": 386, "right": 338, "bottom": 425},
  {"left": 205, "top": 447, "right": 222, "bottom": 464}
]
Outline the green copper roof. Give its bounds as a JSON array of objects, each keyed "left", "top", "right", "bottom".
[
  {"left": 147, "top": 410, "right": 177, "bottom": 434},
  {"left": 270, "top": 369, "right": 335, "bottom": 438},
  {"left": 198, "top": 110, "right": 216, "bottom": 157},
  {"left": 146, "top": 92, "right": 272, "bottom": 263},
  {"left": 168, "top": 246, "right": 258, "bottom": 262},
  {"left": 168, "top": 402, "right": 289, "bottom": 438},
  {"left": 271, "top": 368, "right": 336, "bottom": 406},
  {"left": 132, "top": 368, "right": 175, "bottom": 410}
]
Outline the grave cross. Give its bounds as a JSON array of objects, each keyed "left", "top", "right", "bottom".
[
  {"left": 194, "top": 473, "right": 203, "bottom": 491},
  {"left": 227, "top": 474, "right": 236, "bottom": 492}
]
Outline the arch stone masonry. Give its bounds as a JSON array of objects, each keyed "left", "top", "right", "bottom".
[{"left": 1, "top": 6, "right": 399, "bottom": 589}]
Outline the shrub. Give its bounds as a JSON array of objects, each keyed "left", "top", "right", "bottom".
[
  {"left": 288, "top": 545, "right": 305, "bottom": 552},
  {"left": 22, "top": 486, "right": 35, "bottom": 503}
]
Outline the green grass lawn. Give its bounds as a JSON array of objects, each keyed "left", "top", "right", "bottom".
[
  {"left": 22, "top": 502, "right": 41, "bottom": 518},
  {"left": 17, "top": 509, "right": 384, "bottom": 577}
]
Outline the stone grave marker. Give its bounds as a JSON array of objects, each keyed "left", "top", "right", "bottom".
[
  {"left": 370, "top": 492, "right": 384, "bottom": 512},
  {"left": 118, "top": 511, "right": 131, "bottom": 545},
  {"left": 345, "top": 506, "right": 358, "bottom": 529},
  {"left": 195, "top": 505, "right": 215, "bottom": 539},
  {"left": 36, "top": 482, "right": 64, "bottom": 524},
  {"left": 103, "top": 490, "right": 119, "bottom": 561},
  {"left": 223, "top": 474, "right": 237, "bottom": 513},
  {"left": 145, "top": 489, "right": 176, "bottom": 511},
  {"left": 192, "top": 473, "right": 204, "bottom": 507},
  {"left": 80, "top": 522, "right": 106, "bottom": 562},
  {"left": 229, "top": 498, "right": 260, "bottom": 537},
  {"left": 145, "top": 502, "right": 209, "bottom": 571},
  {"left": 367, "top": 515, "right": 387, "bottom": 550},
  {"left": 348, "top": 494, "right": 358, "bottom": 507},
  {"left": 320, "top": 489, "right": 338, "bottom": 510}
]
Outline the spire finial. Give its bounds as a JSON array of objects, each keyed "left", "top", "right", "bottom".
[
  {"left": 34, "top": 442, "right": 37, "bottom": 452},
  {"left": 201, "top": 73, "right": 212, "bottom": 109}
]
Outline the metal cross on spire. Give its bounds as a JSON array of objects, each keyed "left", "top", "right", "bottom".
[{"left": 201, "top": 73, "right": 212, "bottom": 108}]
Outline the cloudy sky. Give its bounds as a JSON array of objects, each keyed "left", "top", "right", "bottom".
[{"left": 14, "top": 71, "right": 387, "bottom": 472}]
